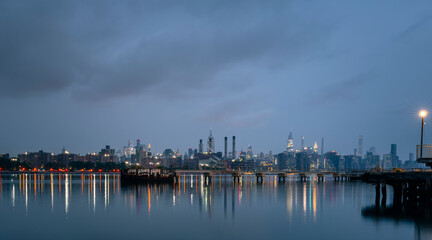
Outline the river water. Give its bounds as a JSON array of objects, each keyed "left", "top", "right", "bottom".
[{"left": 0, "top": 173, "right": 427, "bottom": 240}]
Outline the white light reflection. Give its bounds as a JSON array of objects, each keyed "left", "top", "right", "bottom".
[
  {"left": 93, "top": 174, "right": 96, "bottom": 213},
  {"left": 11, "top": 184, "right": 15, "bottom": 207},
  {"left": 65, "top": 174, "right": 69, "bottom": 215},
  {"left": 104, "top": 174, "right": 109, "bottom": 209},
  {"left": 25, "top": 174, "right": 28, "bottom": 215}
]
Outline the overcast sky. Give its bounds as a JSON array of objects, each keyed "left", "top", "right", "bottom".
[{"left": 1, "top": 0, "right": 432, "bottom": 159}]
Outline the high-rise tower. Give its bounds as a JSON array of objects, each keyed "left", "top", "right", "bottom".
[
  {"left": 286, "top": 132, "right": 294, "bottom": 152},
  {"left": 301, "top": 136, "right": 305, "bottom": 150},
  {"left": 199, "top": 139, "right": 203, "bottom": 153},
  {"left": 358, "top": 135, "right": 363, "bottom": 157},
  {"left": 207, "top": 129, "right": 215, "bottom": 153}
]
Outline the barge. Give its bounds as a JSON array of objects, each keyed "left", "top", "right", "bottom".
[{"left": 120, "top": 168, "right": 175, "bottom": 183}]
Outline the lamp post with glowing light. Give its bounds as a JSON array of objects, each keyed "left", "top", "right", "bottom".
[{"left": 420, "top": 110, "right": 428, "bottom": 158}]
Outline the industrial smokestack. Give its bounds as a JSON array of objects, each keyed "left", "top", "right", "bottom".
[
  {"left": 199, "top": 139, "right": 203, "bottom": 153},
  {"left": 224, "top": 137, "right": 228, "bottom": 160},
  {"left": 321, "top": 138, "right": 324, "bottom": 155},
  {"left": 232, "top": 136, "right": 236, "bottom": 159}
]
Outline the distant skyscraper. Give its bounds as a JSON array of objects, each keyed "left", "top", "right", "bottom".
[
  {"left": 321, "top": 138, "right": 324, "bottom": 155},
  {"left": 199, "top": 139, "right": 203, "bottom": 153},
  {"left": 391, "top": 144, "right": 397, "bottom": 156},
  {"left": 313, "top": 141, "right": 318, "bottom": 152},
  {"left": 207, "top": 129, "right": 215, "bottom": 153},
  {"left": 390, "top": 144, "right": 400, "bottom": 168},
  {"left": 358, "top": 135, "right": 363, "bottom": 157},
  {"left": 409, "top": 153, "right": 414, "bottom": 161},
  {"left": 287, "top": 132, "right": 294, "bottom": 152},
  {"left": 301, "top": 136, "right": 305, "bottom": 150}
]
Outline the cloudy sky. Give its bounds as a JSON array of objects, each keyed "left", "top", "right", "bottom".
[{"left": 1, "top": 0, "right": 432, "bottom": 159}]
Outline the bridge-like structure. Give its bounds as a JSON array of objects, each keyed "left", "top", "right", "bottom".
[{"left": 173, "top": 169, "right": 363, "bottom": 183}]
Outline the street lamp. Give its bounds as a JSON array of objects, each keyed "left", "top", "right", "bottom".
[{"left": 420, "top": 110, "right": 428, "bottom": 158}]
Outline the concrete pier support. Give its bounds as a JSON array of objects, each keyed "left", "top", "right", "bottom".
[
  {"left": 174, "top": 173, "right": 180, "bottom": 183},
  {"left": 300, "top": 173, "right": 307, "bottom": 182},
  {"left": 375, "top": 183, "right": 381, "bottom": 206},
  {"left": 278, "top": 173, "right": 287, "bottom": 182},
  {"left": 232, "top": 172, "right": 241, "bottom": 182},
  {"left": 203, "top": 172, "right": 213, "bottom": 184},
  {"left": 381, "top": 183, "right": 387, "bottom": 207},
  {"left": 317, "top": 173, "right": 324, "bottom": 182},
  {"left": 256, "top": 173, "right": 265, "bottom": 183}
]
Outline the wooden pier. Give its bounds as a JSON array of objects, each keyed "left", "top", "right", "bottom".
[{"left": 363, "top": 171, "right": 432, "bottom": 204}]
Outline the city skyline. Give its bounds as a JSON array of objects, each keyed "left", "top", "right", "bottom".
[
  {"left": 1, "top": 1, "right": 432, "bottom": 160},
  {"left": 3, "top": 130, "right": 413, "bottom": 161}
]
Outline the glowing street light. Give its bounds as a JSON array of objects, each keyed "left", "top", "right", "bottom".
[{"left": 420, "top": 110, "right": 428, "bottom": 158}]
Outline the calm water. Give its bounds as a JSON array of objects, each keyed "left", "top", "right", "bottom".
[{"left": 0, "top": 173, "right": 428, "bottom": 240}]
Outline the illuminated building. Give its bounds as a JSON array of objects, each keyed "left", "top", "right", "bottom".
[
  {"left": 207, "top": 129, "right": 215, "bottom": 153},
  {"left": 100, "top": 145, "right": 115, "bottom": 163},
  {"left": 287, "top": 132, "right": 294, "bottom": 152},
  {"left": 301, "top": 136, "right": 305, "bottom": 150},
  {"left": 246, "top": 145, "right": 253, "bottom": 159}
]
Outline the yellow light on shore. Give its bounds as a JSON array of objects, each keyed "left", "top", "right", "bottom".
[{"left": 420, "top": 110, "right": 428, "bottom": 118}]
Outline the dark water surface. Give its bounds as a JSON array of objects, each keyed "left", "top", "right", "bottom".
[{"left": 0, "top": 173, "right": 428, "bottom": 240}]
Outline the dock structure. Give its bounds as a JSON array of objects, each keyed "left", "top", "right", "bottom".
[
  {"left": 203, "top": 172, "right": 213, "bottom": 184},
  {"left": 255, "top": 172, "right": 265, "bottom": 183},
  {"left": 363, "top": 171, "right": 432, "bottom": 205},
  {"left": 232, "top": 172, "right": 242, "bottom": 182},
  {"left": 121, "top": 168, "right": 366, "bottom": 185},
  {"left": 278, "top": 173, "right": 287, "bottom": 182},
  {"left": 317, "top": 173, "right": 325, "bottom": 182},
  {"left": 299, "top": 173, "right": 307, "bottom": 182}
]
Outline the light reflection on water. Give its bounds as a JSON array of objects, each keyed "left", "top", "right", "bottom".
[{"left": 0, "top": 173, "right": 424, "bottom": 240}]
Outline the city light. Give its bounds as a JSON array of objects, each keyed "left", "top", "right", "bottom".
[{"left": 420, "top": 110, "right": 428, "bottom": 118}]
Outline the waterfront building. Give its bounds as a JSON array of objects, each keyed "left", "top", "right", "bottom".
[
  {"left": 99, "top": 145, "right": 115, "bottom": 162},
  {"left": 18, "top": 150, "right": 53, "bottom": 168}
]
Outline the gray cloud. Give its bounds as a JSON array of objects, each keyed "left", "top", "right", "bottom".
[
  {"left": 0, "top": 0, "right": 326, "bottom": 101},
  {"left": 305, "top": 70, "right": 376, "bottom": 105}
]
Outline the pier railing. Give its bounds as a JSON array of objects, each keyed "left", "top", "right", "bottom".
[{"left": 417, "top": 145, "right": 432, "bottom": 160}]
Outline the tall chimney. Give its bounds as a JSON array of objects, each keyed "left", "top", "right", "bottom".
[
  {"left": 321, "top": 138, "right": 324, "bottom": 155},
  {"left": 232, "top": 136, "right": 236, "bottom": 159},
  {"left": 224, "top": 137, "right": 228, "bottom": 160}
]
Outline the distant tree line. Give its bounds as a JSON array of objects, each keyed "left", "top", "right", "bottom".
[
  {"left": 0, "top": 157, "right": 31, "bottom": 171},
  {"left": 0, "top": 157, "right": 126, "bottom": 171}
]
